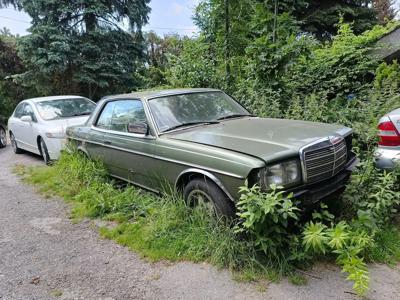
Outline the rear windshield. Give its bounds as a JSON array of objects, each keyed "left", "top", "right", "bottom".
[{"left": 36, "top": 98, "right": 96, "bottom": 121}]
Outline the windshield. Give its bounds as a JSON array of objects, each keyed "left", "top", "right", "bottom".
[
  {"left": 36, "top": 98, "right": 96, "bottom": 121},
  {"left": 148, "top": 92, "right": 250, "bottom": 132}
]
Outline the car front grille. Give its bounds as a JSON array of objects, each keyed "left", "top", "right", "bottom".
[{"left": 302, "top": 137, "right": 347, "bottom": 184}]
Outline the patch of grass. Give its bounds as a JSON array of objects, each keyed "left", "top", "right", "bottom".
[
  {"left": 367, "top": 226, "right": 400, "bottom": 265},
  {"left": 288, "top": 273, "right": 308, "bottom": 286},
  {"left": 17, "top": 151, "right": 283, "bottom": 281},
  {"left": 50, "top": 289, "right": 63, "bottom": 297},
  {"left": 17, "top": 150, "right": 400, "bottom": 295}
]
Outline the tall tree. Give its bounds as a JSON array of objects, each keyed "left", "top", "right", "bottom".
[
  {"left": 0, "top": 0, "right": 151, "bottom": 99},
  {"left": 0, "top": 30, "right": 31, "bottom": 115},
  {"left": 294, "top": 0, "right": 378, "bottom": 39},
  {"left": 138, "top": 31, "right": 184, "bottom": 88},
  {"left": 373, "top": 0, "right": 396, "bottom": 24}
]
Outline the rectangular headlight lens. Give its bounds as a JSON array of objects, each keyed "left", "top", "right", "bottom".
[
  {"left": 45, "top": 131, "right": 66, "bottom": 139},
  {"left": 265, "top": 160, "right": 301, "bottom": 188}
]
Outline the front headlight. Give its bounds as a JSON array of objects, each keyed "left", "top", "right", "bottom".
[
  {"left": 45, "top": 131, "right": 66, "bottom": 139},
  {"left": 265, "top": 159, "right": 301, "bottom": 188}
]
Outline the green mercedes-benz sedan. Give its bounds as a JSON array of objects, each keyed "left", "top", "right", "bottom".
[{"left": 66, "top": 88, "right": 358, "bottom": 216}]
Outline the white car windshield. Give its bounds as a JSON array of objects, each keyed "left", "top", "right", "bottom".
[{"left": 36, "top": 98, "right": 96, "bottom": 121}]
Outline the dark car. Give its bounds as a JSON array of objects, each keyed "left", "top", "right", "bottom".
[{"left": 0, "top": 116, "right": 7, "bottom": 148}]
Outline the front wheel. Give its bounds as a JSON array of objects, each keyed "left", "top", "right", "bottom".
[
  {"left": 183, "top": 178, "right": 235, "bottom": 217},
  {"left": 39, "top": 137, "right": 51, "bottom": 165},
  {"left": 0, "top": 126, "right": 6, "bottom": 148}
]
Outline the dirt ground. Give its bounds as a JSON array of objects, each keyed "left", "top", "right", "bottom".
[{"left": 1, "top": 143, "right": 399, "bottom": 300}]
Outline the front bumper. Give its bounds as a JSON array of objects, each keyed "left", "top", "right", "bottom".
[
  {"left": 44, "top": 137, "right": 67, "bottom": 160},
  {"left": 374, "top": 147, "right": 400, "bottom": 170},
  {"left": 287, "top": 156, "right": 358, "bottom": 205}
]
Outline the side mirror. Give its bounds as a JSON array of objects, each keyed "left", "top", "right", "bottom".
[
  {"left": 21, "top": 115, "right": 32, "bottom": 123},
  {"left": 127, "top": 122, "right": 149, "bottom": 135}
]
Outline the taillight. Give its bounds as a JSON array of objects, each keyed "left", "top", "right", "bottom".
[{"left": 378, "top": 118, "right": 400, "bottom": 146}]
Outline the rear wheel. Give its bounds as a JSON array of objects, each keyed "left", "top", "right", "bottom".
[
  {"left": 183, "top": 178, "right": 235, "bottom": 217},
  {"left": 10, "top": 132, "right": 23, "bottom": 154},
  {"left": 39, "top": 137, "right": 51, "bottom": 165},
  {"left": 0, "top": 126, "right": 6, "bottom": 148}
]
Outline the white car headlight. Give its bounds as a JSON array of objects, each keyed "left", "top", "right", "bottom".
[
  {"left": 45, "top": 131, "right": 66, "bottom": 139},
  {"left": 265, "top": 159, "right": 301, "bottom": 188}
]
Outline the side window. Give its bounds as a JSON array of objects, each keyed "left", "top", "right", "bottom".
[
  {"left": 23, "top": 103, "right": 37, "bottom": 122},
  {"left": 14, "top": 103, "right": 25, "bottom": 118},
  {"left": 96, "top": 100, "right": 146, "bottom": 133},
  {"left": 110, "top": 100, "right": 146, "bottom": 133},
  {"left": 96, "top": 102, "right": 115, "bottom": 130}
]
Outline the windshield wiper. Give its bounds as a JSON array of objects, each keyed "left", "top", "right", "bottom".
[
  {"left": 163, "top": 121, "right": 220, "bottom": 133},
  {"left": 217, "top": 114, "right": 252, "bottom": 121}
]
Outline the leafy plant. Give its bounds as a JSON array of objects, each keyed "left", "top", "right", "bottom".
[
  {"left": 303, "top": 220, "right": 373, "bottom": 295},
  {"left": 234, "top": 184, "right": 300, "bottom": 259}
]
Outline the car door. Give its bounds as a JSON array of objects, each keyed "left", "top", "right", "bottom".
[
  {"left": 9, "top": 103, "right": 27, "bottom": 149},
  {"left": 18, "top": 103, "right": 39, "bottom": 152},
  {"left": 9, "top": 102, "right": 37, "bottom": 152},
  {"left": 94, "top": 99, "right": 159, "bottom": 190}
]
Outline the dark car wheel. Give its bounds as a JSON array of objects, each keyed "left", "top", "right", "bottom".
[
  {"left": 39, "top": 137, "right": 51, "bottom": 165},
  {"left": 10, "top": 132, "right": 23, "bottom": 154},
  {"left": 183, "top": 178, "right": 235, "bottom": 217},
  {"left": 0, "top": 126, "right": 6, "bottom": 148}
]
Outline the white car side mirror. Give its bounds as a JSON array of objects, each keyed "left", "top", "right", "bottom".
[{"left": 21, "top": 115, "right": 32, "bottom": 123}]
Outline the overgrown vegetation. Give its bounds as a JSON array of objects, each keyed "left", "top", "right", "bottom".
[
  {"left": 17, "top": 137, "right": 400, "bottom": 296},
  {"left": 15, "top": 152, "right": 277, "bottom": 280},
  {"left": 4, "top": 0, "right": 400, "bottom": 296}
]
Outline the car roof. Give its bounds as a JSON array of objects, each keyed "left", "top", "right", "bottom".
[
  {"left": 104, "top": 88, "right": 222, "bottom": 101},
  {"left": 24, "top": 95, "right": 87, "bottom": 103}
]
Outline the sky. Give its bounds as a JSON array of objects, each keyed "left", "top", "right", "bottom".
[
  {"left": 0, "top": 0, "right": 200, "bottom": 36},
  {"left": 0, "top": 0, "right": 399, "bottom": 37}
]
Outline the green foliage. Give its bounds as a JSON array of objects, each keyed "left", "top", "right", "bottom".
[
  {"left": 2, "top": 0, "right": 151, "bottom": 99},
  {"left": 293, "top": 0, "right": 377, "bottom": 38},
  {"left": 166, "top": 36, "right": 222, "bottom": 88},
  {"left": 18, "top": 151, "right": 275, "bottom": 278},
  {"left": 375, "top": 60, "right": 400, "bottom": 91},
  {"left": 235, "top": 185, "right": 300, "bottom": 259},
  {"left": 302, "top": 220, "right": 373, "bottom": 295},
  {"left": 342, "top": 159, "right": 400, "bottom": 226},
  {"left": 285, "top": 22, "right": 397, "bottom": 102},
  {"left": 0, "top": 30, "right": 30, "bottom": 116},
  {"left": 288, "top": 273, "right": 308, "bottom": 286}
]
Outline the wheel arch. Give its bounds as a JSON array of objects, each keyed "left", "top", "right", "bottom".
[
  {"left": 36, "top": 135, "right": 42, "bottom": 153},
  {"left": 76, "top": 145, "right": 90, "bottom": 158},
  {"left": 175, "top": 168, "right": 235, "bottom": 202}
]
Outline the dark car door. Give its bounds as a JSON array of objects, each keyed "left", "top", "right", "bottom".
[{"left": 93, "top": 99, "right": 159, "bottom": 191}]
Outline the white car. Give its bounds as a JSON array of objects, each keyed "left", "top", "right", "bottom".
[
  {"left": 375, "top": 107, "right": 400, "bottom": 169},
  {"left": 8, "top": 96, "right": 96, "bottom": 164}
]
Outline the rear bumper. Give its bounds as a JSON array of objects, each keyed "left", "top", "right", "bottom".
[
  {"left": 374, "top": 147, "right": 400, "bottom": 170},
  {"left": 288, "top": 157, "right": 358, "bottom": 205}
]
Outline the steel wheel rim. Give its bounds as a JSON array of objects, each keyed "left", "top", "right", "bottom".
[
  {"left": 0, "top": 128, "right": 6, "bottom": 146},
  {"left": 187, "top": 189, "right": 215, "bottom": 214}
]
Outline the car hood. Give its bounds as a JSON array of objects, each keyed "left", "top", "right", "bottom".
[
  {"left": 45, "top": 116, "right": 90, "bottom": 132},
  {"left": 166, "top": 117, "right": 351, "bottom": 163}
]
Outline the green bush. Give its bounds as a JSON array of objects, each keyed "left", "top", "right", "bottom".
[{"left": 234, "top": 185, "right": 300, "bottom": 260}]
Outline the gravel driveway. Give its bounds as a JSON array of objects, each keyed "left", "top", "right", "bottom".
[{"left": 1, "top": 144, "right": 399, "bottom": 300}]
